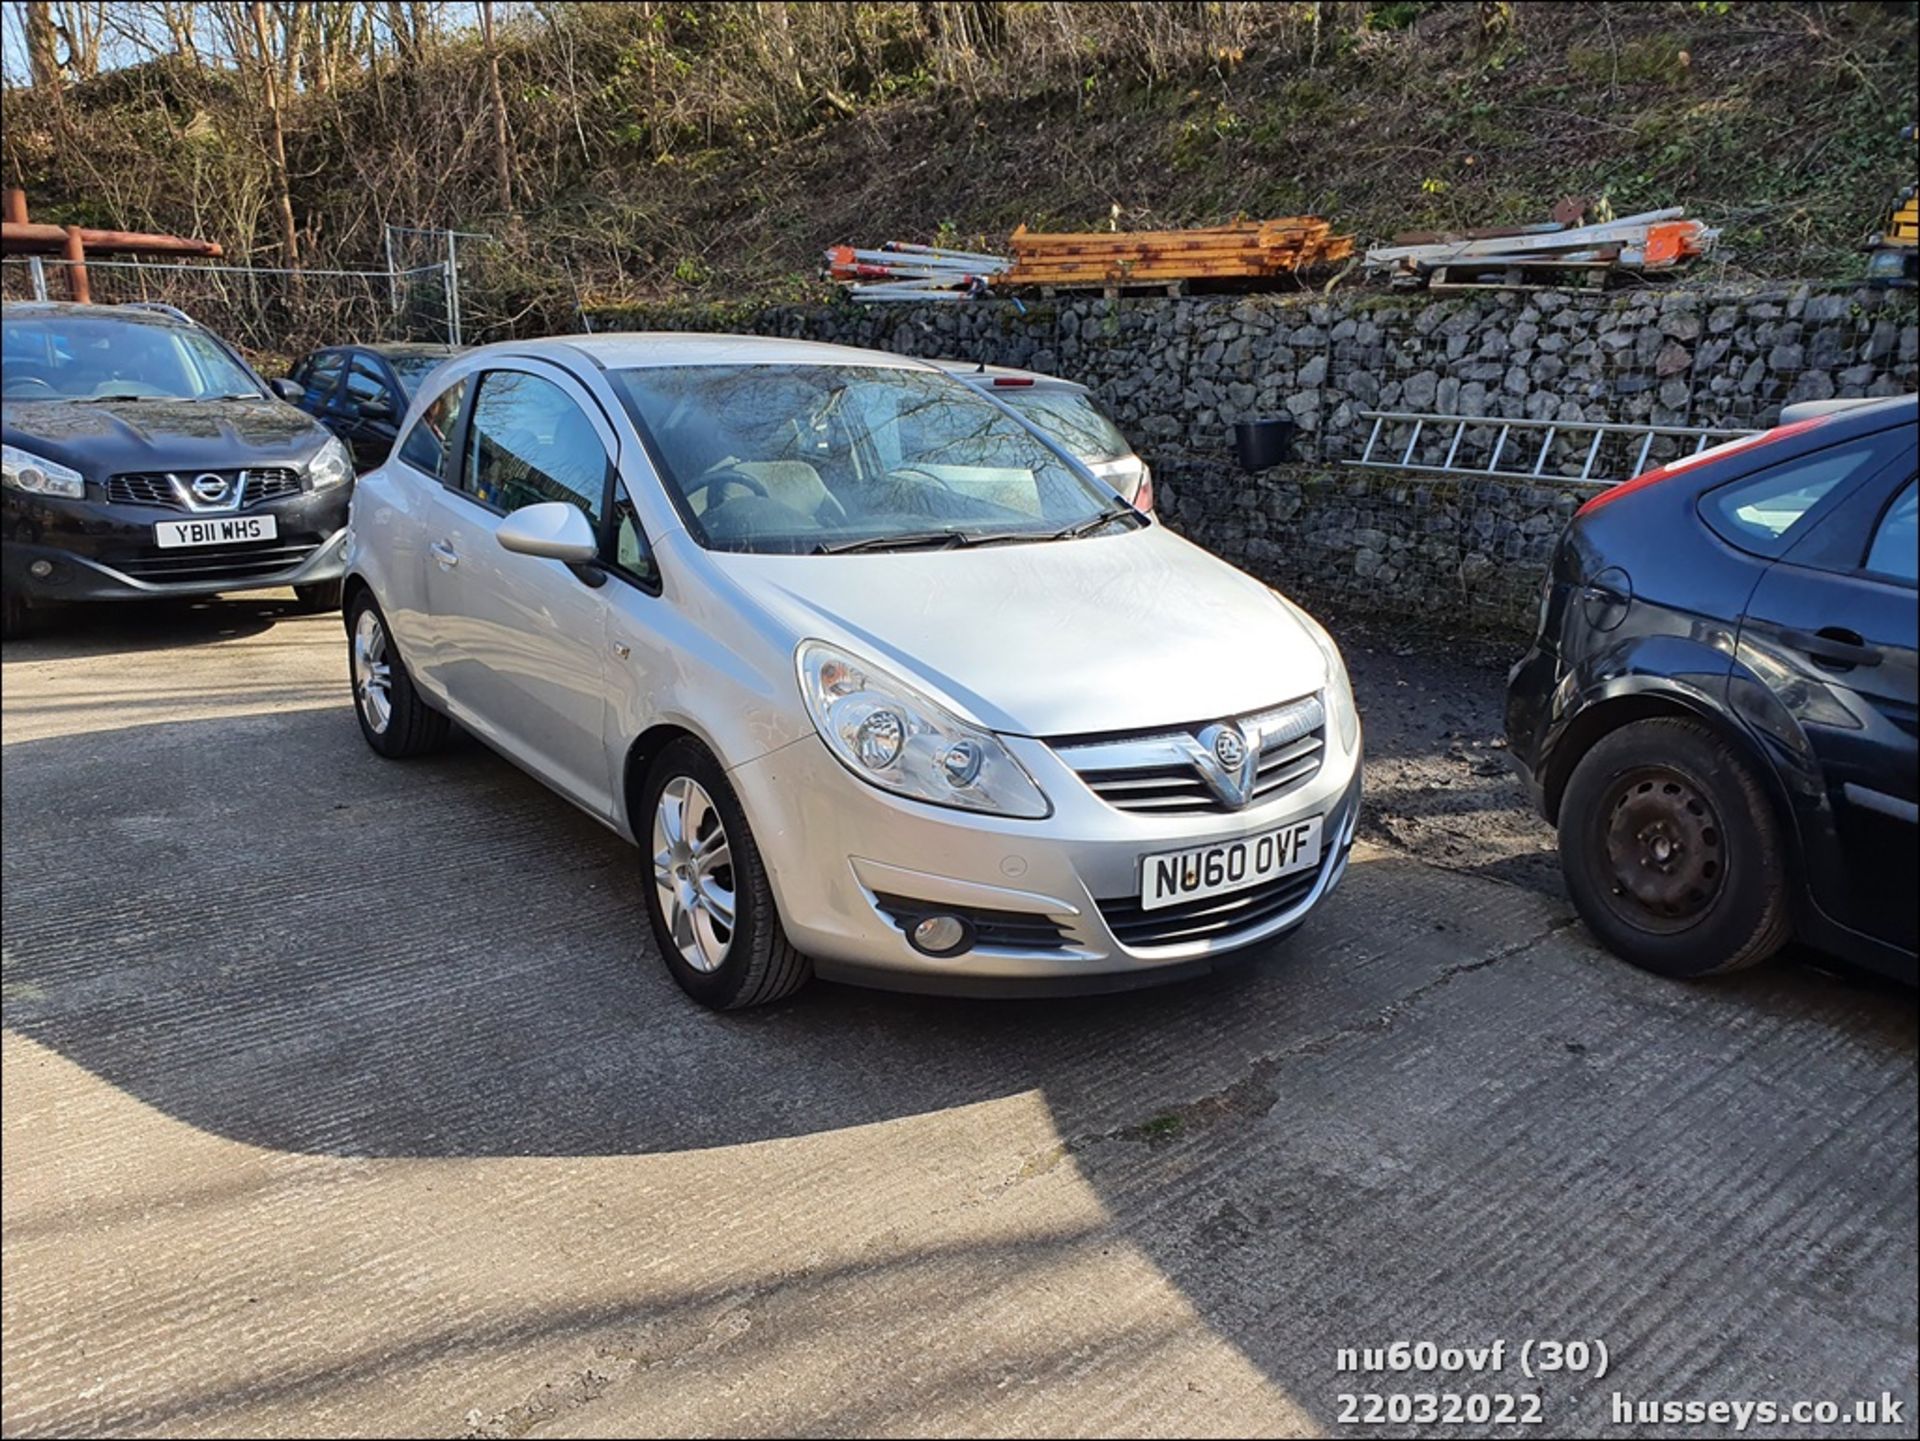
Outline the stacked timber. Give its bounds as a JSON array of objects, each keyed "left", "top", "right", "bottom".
[{"left": 997, "top": 218, "right": 1353, "bottom": 291}]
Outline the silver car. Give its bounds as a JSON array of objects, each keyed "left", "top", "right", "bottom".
[
  {"left": 342, "top": 334, "right": 1361, "bottom": 1008},
  {"left": 937, "top": 360, "right": 1153, "bottom": 512}
]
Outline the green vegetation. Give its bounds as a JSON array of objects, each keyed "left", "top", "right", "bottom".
[{"left": 3, "top": 1, "right": 1914, "bottom": 329}]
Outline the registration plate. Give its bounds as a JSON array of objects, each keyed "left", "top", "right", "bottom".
[
  {"left": 1141, "top": 815, "right": 1323, "bottom": 911},
  {"left": 154, "top": 515, "right": 276, "bottom": 549}
]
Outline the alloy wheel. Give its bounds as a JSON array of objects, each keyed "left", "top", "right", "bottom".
[
  {"left": 352, "top": 607, "right": 393, "bottom": 735},
  {"left": 651, "top": 776, "right": 737, "bottom": 973}
]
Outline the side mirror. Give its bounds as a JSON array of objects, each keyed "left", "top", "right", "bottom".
[
  {"left": 271, "top": 377, "right": 304, "bottom": 403},
  {"left": 495, "top": 501, "right": 599, "bottom": 565}
]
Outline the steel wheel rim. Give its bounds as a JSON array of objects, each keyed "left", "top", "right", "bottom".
[
  {"left": 651, "top": 776, "right": 736, "bottom": 973},
  {"left": 1599, "top": 765, "right": 1726, "bottom": 933},
  {"left": 352, "top": 609, "right": 393, "bottom": 735}
]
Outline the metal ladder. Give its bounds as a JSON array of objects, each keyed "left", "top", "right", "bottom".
[{"left": 1348, "top": 411, "right": 1760, "bottom": 486}]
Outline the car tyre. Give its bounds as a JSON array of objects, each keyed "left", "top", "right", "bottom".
[
  {"left": 1559, "top": 716, "right": 1790, "bottom": 978},
  {"left": 1, "top": 588, "right": 31, "bottom": 640},
  {"left": 641, "top": 737, "right": 812, "bottom": 1010},
  {"left": 347, "top": 591, "right": 448, "bottom": 759},
  {"left": 294, "top": 579, "right": 345, "bottom": 613}
]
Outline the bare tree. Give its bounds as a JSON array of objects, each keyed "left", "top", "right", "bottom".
[
  {"left": 250, "top": 0, "right": 301, "bottom": 266},
  {"left": 26, "top": 1, "right": 62, "bottom": 92},
  {"left": 480, "top": 0, "right": 515, "bottom": 213}
]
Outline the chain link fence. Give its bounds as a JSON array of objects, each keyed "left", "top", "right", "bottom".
[{"left": 3, "top": 251, "right": 458, "bottom": 372}]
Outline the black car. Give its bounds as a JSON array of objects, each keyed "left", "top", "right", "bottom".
[
  {"left": 1507, "top": 394, "right": 1917, "bottom": 984},
  {"left": 2, "top": 302, "right": 355, "bottom": 636},
  {"left": 286, "top": 342, "right": 459, "bottom": 472}
]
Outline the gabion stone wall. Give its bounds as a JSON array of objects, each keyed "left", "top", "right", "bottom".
[{"left": 597, "top": 282, "right": 1919, "bottom": 639}]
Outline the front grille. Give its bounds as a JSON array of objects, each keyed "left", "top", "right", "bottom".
[
  {"left": 872, "top": 892, "right": 1074, "bottom": 952},
  {"left": 1097, "top": 865, "right": 1320, "bottom": 950},
  {"left": 1055, "top": 695, "right": 1327, "bottom": 817},
  {"left": 106, "top": 468, "right": 303, "bottom": 511},
  {"left": 114, "top": 541, "right": 320, "bottom": 587}
]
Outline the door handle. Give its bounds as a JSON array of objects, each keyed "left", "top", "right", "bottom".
[
  {"left": 430, "top": 540, "right": 459, "bottom": 569},
  {"left": 1780, "top": 626, "right": 1881, "bottom": 669}
]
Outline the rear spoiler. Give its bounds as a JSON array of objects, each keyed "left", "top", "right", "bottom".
[{"left": 1778, "top": 397, "right": 1889, "bottom": 425}]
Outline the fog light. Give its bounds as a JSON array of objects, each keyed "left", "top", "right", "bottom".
[
  {"left": 910, "top": 914, "right": 970, "bottom": 956},
  {"left": 28, "top": 560, "right": 53, "bottom": 579}
]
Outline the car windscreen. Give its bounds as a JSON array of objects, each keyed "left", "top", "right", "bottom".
[
  {"left": 994, "top": 387, "right": 1134, "bottom": 464},
  {"left": 1, "top": 314, "right": 261, "bottom": 402},
  {"left": 609, "top": 364, "right": 1130, "bottom": 555},
  {"left": 386, "top": 354, "right": 451, "bottom": 396}
]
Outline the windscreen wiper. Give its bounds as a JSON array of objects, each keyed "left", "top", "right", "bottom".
[
  {"left": 1041, "top": 508, "right": 1138, "bottom": 542},
  {"left": 73, "top": 393, "right": 160, "bottom": 404},
  {"left": 813, "top": 530, "right": 972, "bottom": 555}
]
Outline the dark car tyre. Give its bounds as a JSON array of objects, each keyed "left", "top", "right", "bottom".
[
  {"left": 294, "top": 579, "right": 345, "bottom": 613},
  {"left": 641, "top": 736, "right": 812, "bottom": 1010},
  {"left": 347, "top": 591, "right": 449, "bottom": 759},
  {"left": 1, "top": 589, "right": 31, "bottom": 640},
  {"left": 1559, "top": 716, "right": 1790, "bottom": 978}
]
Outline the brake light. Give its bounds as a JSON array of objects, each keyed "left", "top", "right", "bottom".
[
  {"left": 1577, "top": 415, "right": 1830, "bottom": 517},
  {"left": 991, "top": 376, "right": 1035, "bottom": 387},
  {"left": 1133, "top": 467, "right": 1155, "bottom": 515}
]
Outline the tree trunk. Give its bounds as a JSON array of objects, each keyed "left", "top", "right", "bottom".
[
  {"left": 480, "top": 0, "right": 515, "bottom": 213},
  {"left": 250, "top": 0, "right": 300, "bottom": 268},
  {"left": 26, "top": 1, "right": 62, "bottom": 92}
]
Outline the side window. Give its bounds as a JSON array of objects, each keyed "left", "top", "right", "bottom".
[
  {"left": 609, "top": 474, "right": 660, "bottom": 590},
  {"left": 461, "top": 370, "right": 608, "bottom": 526},
  {"left": 302, "top": 350, "right": 345, "bottom": 403},
  {"left": 1866, "top": 480, "right": 1918, "bottom": 585},
  {"left": 342, "top": 356, "right": 392, "bottom": 411},
  {"left": 397, "top": 375, "right": 469, "bottom": 479},
  {"left": 1700, "top": 442, "right": 1885, "bottom": 558}
]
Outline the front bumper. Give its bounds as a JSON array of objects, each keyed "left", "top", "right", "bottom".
[
  {"left": 2, "top": 487, "right": 349, "bottom": 601},
  {"left": 730, "top": 726, "right": 1363, "bottom": 996}
]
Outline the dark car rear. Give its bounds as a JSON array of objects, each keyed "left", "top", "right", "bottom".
[
  {"left": 2, "top": 302, "right": 356, "bottom": 635},
  {"left": 288, "top": 343, "right": 459, "bottom": 472},
  {"left": 1506, "top": 395, "right": 1917, "bottom": 983}
]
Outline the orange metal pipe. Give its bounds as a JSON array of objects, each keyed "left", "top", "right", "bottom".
[
  {"left": 1, "top": 220, "right": 223, "bottom": 258},
  {"left": 3, "top": 189, "right": 27, "bottom": 226},
  {"left": 62, "top": 226, "right": 91, "bottom": 303}
]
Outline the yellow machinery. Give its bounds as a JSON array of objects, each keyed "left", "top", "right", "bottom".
[{"left": 1866, "top": 123, "right": 1917, "bottom": 287}]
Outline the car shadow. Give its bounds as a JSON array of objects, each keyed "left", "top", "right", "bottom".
[{"left": 1, "top": 593, "right": 306, "bottom": 663}]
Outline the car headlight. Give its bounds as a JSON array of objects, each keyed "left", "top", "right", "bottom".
[
  {"left": 307, "top": 436, "right": 354, "bottom": 488},
  {"left": 1, "top": 444, "right": 85, "bottom": 500},
  {"left": 797, "top": 640, "right": 1051, "bottom": 819},
  {"left": 1272, "top": 590, "right": 1360, "bottom": 754}
]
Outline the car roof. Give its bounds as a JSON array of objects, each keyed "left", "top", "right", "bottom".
[
  {"left": 362, "top": 342, "right": 461, "bottom": 359},
  {"left": 2, "top": 300, "right": 194, "bottom": 331},
  {"left": 474, "top": 332, "right": 947, "bottom": 373}
]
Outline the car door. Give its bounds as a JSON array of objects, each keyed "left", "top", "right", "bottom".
[
  {"left": 297, "top": 349, "right": 347, "bottom": 428},
  {"left": 333, "top": 354, "right": 403, "bottom": 472},
  {"left": 1737, "top": 463, "right": 1918, "bottom": 954},
  {"left": 421, "top": 362, "right": 620, "bottom": 819}
]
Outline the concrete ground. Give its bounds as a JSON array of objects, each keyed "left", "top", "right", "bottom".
[{"left": 2, "top": 597, "right": 1915, "bottom": 1439}]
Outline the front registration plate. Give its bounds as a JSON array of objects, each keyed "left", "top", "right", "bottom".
[
  {"left": 154, "top": 515, "right": 276, "bottom": 548},
  {"left": 1141, "top": 815, "right": 1323, "bottom": 911}
]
